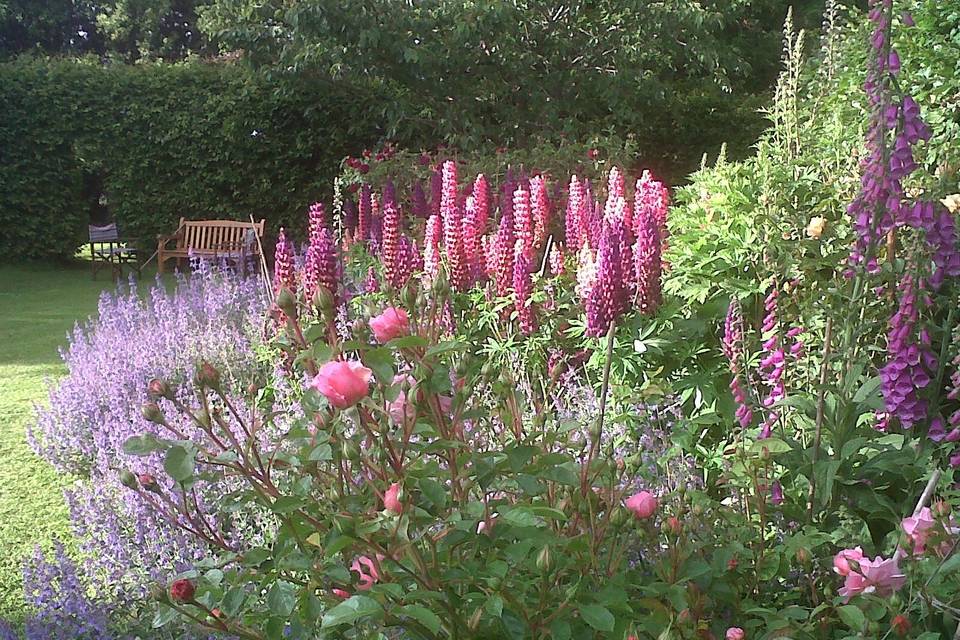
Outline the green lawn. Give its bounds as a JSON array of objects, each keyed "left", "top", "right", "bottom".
[{"left": 0, "top": 261, "right": 166, "bottom": 622}]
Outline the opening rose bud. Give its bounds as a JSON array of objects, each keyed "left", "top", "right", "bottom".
[
  {"left": 369, "top": 307, "right": 410, "bottom": 343},
  {"left": 147, "top": 378, "right": 172, "bottom": 400},
  {"left": 625, "top": 491, "right": 658, "bottom": 519},
  {"left": 725, "top": 627, "right": 745, "bottom": 640},
  {"left": 169, "top": 578, "right": 195, "bottom": 602},
  {"left": 310, "top": 360, "right": 373, "bottom": 409},
  {"left": 141, "top": 402, "right": 165, "bottom": 424},
  {"left": 196, "top": 362, "right": 221, "bottom": 390},
  {"left": 384, "top": 482, "right": 403, "bottom": 515}
]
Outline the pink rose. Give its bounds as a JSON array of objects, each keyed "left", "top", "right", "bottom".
[
  {"left": 388, "top": 374, "right": 416, "bottom": 424},
  {"left": 902, "top": 507, "right": 936, "bottom": 554},
  {"left": 625, "top": 491, "right": 658, "bottom": 519},
  {"left": 726, "top": 628, "right": 745, "bottom": 640},
  {"left": 350, "top": 556, "right": 379, "bottom": 591},
  {"left": 332, "top": 588, "right": 351, "bottom": 599},
  {"left": 311, "top": 360, "right": 373, "bottom": 409},
  {"left": 369, "top": 307, "right": 410, "bottom": 343},
  {"left": 833, "top": 547, "right": 864, "bottom": 576},
  {"left": 384, "top": 482, "right": 403, "bottom": 515},
  {"left": 838, "top": 554, "right": 906, "bottom": 601}
]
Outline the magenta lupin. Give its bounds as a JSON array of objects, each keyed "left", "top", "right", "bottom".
[
  {"left": 513, "top": 240, "right": 536, "bottom": 335},
  {"left": 530, "top": 175, "right": 549, "bottom": 248}
]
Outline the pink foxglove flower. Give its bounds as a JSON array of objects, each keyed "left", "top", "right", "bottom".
[
  {"left": 369, "top": 307, "right": 409, "bottom": 344},
  {"left": 625, "top": 491, "right": 658, "bottom": 519},
  {"left": 310, "top": 361, "right": 373, "bottom": 409},
  {"left": 723, "top": 299, "right": 753, "bottom": 428}
]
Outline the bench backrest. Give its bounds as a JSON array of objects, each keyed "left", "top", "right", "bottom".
[
  {"left": 89, "top": 223, "right": 120, "bottom": 243},
  {"left": 175, "top": 218, "right": 265, "bottom": 253}
]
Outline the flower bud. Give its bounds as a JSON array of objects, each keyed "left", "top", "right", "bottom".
[
  {"left": 196, "top": 362, "right": 221, "bottom": 390},
  {"left": 276, "top": 287, "right": 298, "bottom": 318},
  {"left": 932, "top": 500, "right": 951, "bottom": 518},
  {"left": 169, "top": 578, "right": 195, "bottom": 603},
  {"left": 210, "top": 608, "right": 224, "bottom": 620},
  {"left": 138, "top": 473, "right": 161, "bottom": 493},
  {"left": 665, "top": 516, "right": 682, "bottom": 535},
  {"left": 536, "top": 546, "right": 552, "bottom": 572},
  {"left": 147, "top": 378, "right": 173, "bottom": 400},
  {"left": 119, "top": 470, "right": 138, "bottom": 489},
  {"left": 312, "top": 286, "right": 335, "bottom": 315},
  {"left": 141, "top": 402, "right": 165, "bottom": 424},
  {"left": 891, "top": 614, "right": 910, "bottom": 637}
]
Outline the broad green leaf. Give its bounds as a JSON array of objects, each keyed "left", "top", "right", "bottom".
[
  {"left": 397, "top": 605, "right": 442, "bottom": 635},
  {"left": 123, "top": 433, "right": 167, "bottom": 456},
  {"left": 321, "top": 595, "right": 383, "bottom": 627},
  {"left": 164, "top": 445, "right": 194, "bottom": 482},
  {"left": 267, "top": 580, "right": 297, "bottom": 617},
  {"left": 837, "top": 605, "right": 865, "bottom": 631},
  {"left": 579, "top": 604, "right": 615, "bottom": 632}
]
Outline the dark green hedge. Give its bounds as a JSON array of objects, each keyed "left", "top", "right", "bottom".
[
  {"left": 0, "top": 59, "right": 386, "bottom": 259},
  {"left": 0, "top": 58, "right": 766, "bottom": 260}
]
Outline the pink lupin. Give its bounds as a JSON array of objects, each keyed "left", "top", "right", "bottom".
[
  {"left": 513, "top": 240, "right": 536, "bottom": 334},
  {"left": 603, "top": 166, "right": 625, "bottom": 224},
  {"left": 513, "top": 185, "right": 533, "bottom": 258},
  {"left": 273, "top": 227, "right": 296, "bottom": 296},
  {"left": 358, "top": 186, "right": 372, "bottom": 243},
  {"left": 565, "top": 175, "right": 584, "bottom": 250},
  {"left": 304, "top": 226, "right": 338, "bottom": 305},
  {"left": 381, "top": 202, "right": 401, "bottom": 289},
  {"left": 308, "top": 202, "right": 327, "bottom": 246},
  {"left": 471, "top": 174, "right": 490, "bottom": 236},
  {"left": 441, "top": 160, "right": 467, "bottom": 290},
  {"left": 461, "top": 196, "right": 483, "bottom": 284},
  {"left": 575, "top": 244, "right": 596, "bottom": 301},
  {"left": 633, "top": 196, "right": 662, "bottom": 315},
  {"left": 549, "top": 244, "right": 565, "bottom": 277},
  {"left": 585, "top": 220, "right": 626, "bottom": 337},
  {"left": 423, "top": 215, "right": 443, "bottom": 279},
  {"left": 530, "top": 175, "right": 550, "bottom": 248},
  {"left": 494, "top": 210, "right": 516, "bottom": 298}
]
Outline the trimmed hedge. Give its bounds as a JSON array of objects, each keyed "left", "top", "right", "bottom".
[
  {"left": 0, "top": 58, "right": 766, "bottom": 260},
  {"left": 0, "top": 59, "right": 386, "bottom": 259}
]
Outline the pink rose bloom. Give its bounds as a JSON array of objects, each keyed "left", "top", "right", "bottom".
[
  {"left": 726, "top": 628, "right": 745, "bottom": 640},
  {"left": 388, "top": 374, "right": 416, "bottom": 424},
  {"left": 384, "top": 482, "right": 403, "bottom": 515},
  {"left": 902, "top": 507, "right": 936, "bottom": 554},
  {"left": 311, "top": 360, "right": 373, "bottom": 409},
  {"left": 350, "top": 555, "right": 379, "bottom": 590},
  {"left": 833, "top": 547, "right": 864, "bottom": 576},
  {"left": 838, "top": 554, "right": 906, "bottom": 601},
  {"left": 369, "top": 307, "right": 410, "bottom": 343},
  {"left": 625, "top": 491, "right": 658, "bottom": 519}
]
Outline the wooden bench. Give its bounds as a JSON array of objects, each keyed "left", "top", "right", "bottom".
[{"left": 157, "top": 218, "right": 265, "bottom": 273}]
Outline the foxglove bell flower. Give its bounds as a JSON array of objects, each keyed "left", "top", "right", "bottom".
[{"left": 723, "top": 300, "right": 753, "bottom": 429}]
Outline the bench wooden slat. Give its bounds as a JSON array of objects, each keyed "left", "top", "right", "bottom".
[{"left": 158, "top": 218, "right": 265, "bottom": 273}]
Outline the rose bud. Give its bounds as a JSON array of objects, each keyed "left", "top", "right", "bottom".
[
  {"left": 665, "top": 516, "right": 682, "bottom": 535},
  {"left": 119, "top": 470, "right": 138, "bottom": 490},
  {"left": 725, "top": 628, "right": 745, "bottom": 640},
  {"left": 196, "top": 362, "right": 221, "bottom": 391},
  {"left": 369, "top": 307, "right": 410, "bottom": 343},
  {"left": 141, "top": 402, "right": 165, "bottom": 425},
  {"left": 276, "top": 288, "right": 298, "bottom": 318},
  {"left": 138, "top": 473, "right": 161, "bottom": 493},
  {"left": 147, "top": 378, "right": 173, "bottom": 400},
  {"left": 625, "top": 491, "right": 658, "bottom": 520},
  {"left": 210, "top": 608, "right": 224, "bottom": 619},
  {"left": 169, "top": 578, "right": 195, "bottom": 603},
  {"left": 587, "top": 148, "right": 599, "bottom": 159},
  {"left": 359, "top": 163, "right": 370, "bottom": 174},
  {"left": 383, "top": 482, "right": 403, "bottom": 515},
  {"left": 891, "top": 614, "right": 910, "bottom": 636}
]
